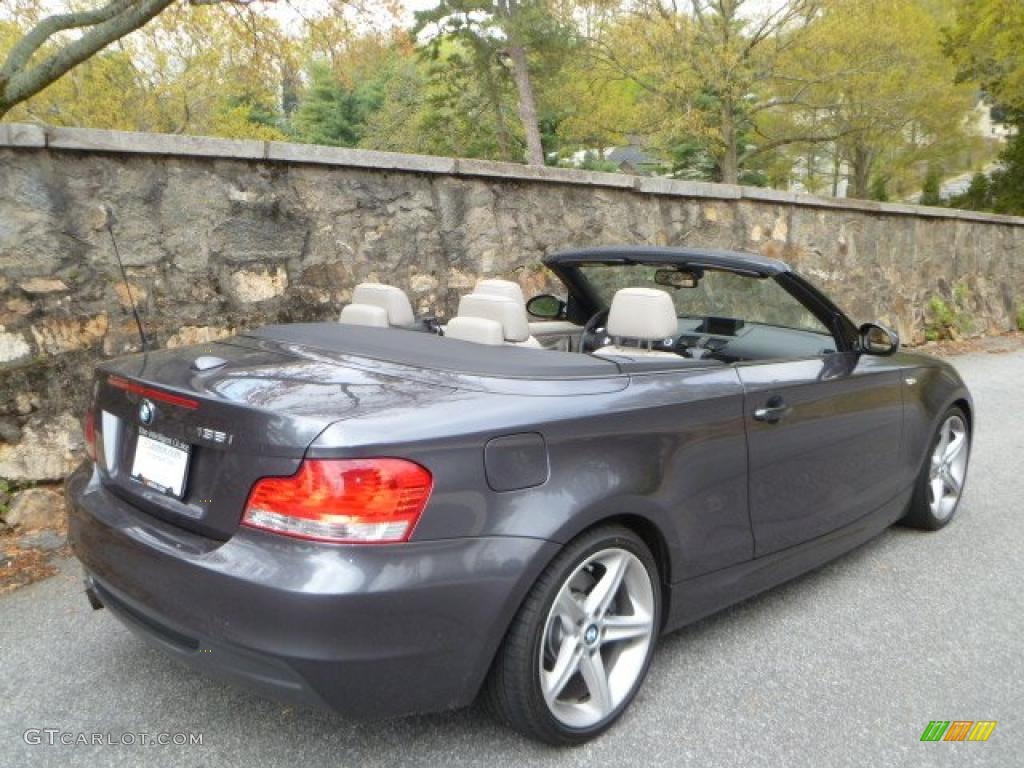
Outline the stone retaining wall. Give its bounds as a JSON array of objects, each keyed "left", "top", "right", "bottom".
[{"left": 1, "top": 124, "right": 1023, "bottom": 487}]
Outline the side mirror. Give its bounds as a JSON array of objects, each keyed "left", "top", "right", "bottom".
[
  {"left": 526, "top": 294, "right": 566, "bottom": 320},
  {"left": 859, "top": 322, "right": 899, "bottom": 356}
]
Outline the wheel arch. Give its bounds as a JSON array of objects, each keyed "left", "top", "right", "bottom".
[
  {"left": 591, "top": 514, "right": 671, "bottom": 584},
  {"left": 591, "top": 513, "right": 674, "bottom": 631},
  {"left": 544, "top": 506, "right": 677, "bottom": 630},
  {"left": 910, "top": 392, "right": 973, "bottom": 479},
  {"left": 951, "top": 397, "right": 973, "bottom": 433}
]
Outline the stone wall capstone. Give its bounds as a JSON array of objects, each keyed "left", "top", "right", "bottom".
[{"left": 1, "top": 124, "right": 1023, "bottom": 485}]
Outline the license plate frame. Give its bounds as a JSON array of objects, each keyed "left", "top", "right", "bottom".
[{"left": 130, "top": 428, "right": 191, "bottom": 499}]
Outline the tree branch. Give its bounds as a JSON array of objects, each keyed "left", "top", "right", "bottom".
[
  {"left": 0, "top": 0, "right": 136, "bottom": 85},
  {"left": 0, "top": 0, "right": 293, "bottom": 118},
  {"left": 1, "top": 0, "right": 191, "bottom": 116},
  {"left": 740, "top": 126, "right": 860, "bottom": 163}
]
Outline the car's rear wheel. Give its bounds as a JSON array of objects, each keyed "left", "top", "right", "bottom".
[
  {"left": 486, "top": 526, "right": 660, "bottom": 745},
  {"left": 902, "top": 406, "right": 970, "bottom": 530}
]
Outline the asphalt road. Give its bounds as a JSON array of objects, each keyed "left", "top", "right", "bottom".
[{"left": 2, "top": 349, "right": 1022, "bottom": 768}]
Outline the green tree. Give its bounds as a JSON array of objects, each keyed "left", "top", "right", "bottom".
[
  {"left": 544, "top": 3, "right": 643, "bottom": 159},
  {"left": 0, "top": 0, "right": 181, "bottom": 119},
  {"left": 420, "top": 33, "right": 521, "bottom": 159},
  {"left": 1, "top": 2, "right": 297, "bottom": 139},
  {"left": 782, "top": 0, "right": 975, "bottom": 198},
  {"left": 919, "top": 165, "right": 943, "bottom": 206},
  {"left": 988, "top": 134, "right": 1024, "bottom": 215},
  {"left": 945, "top": 0, "right": 1024, "bottom": 114},
  {"left": 550, "top": 54, "right": 640, "bottom": 157},
  {"left": 292, "top": 59, "right": 389, "bottom": 147},
  {"left": 415, "top": 1, "right": 571, "bottom": 165},
  {"left": 360, "top": 39, "right": 520, "bottom": 159},
  {"left": 602, "top": 0, "right": 829, "bottom": 184},
  {"left": 0, "top": 1, "right": 386, "bottom": 136},
  {"left": 870, "top": 175, "right": 889, "bottom": 202},
  {"left": 965, "top": 172, "right": 994, "bottom": 210},
  {"left": 126, "top": 4, "right": 294, "bottom": 138},
  {"left": 949, "top": 171, "right": 993, "bottom": 211},
  {"left": 946, "top": 0, "right": 1024, "bottom": 214}
]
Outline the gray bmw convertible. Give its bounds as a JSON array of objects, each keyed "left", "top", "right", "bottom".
[{"left": 68, "top": 246, "right": 972, "bottom": 744}]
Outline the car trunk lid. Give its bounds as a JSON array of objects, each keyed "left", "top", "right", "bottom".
[{"left": 92, "top": 338, "right": 453, "bottom": 540}]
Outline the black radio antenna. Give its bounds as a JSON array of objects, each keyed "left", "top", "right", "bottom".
[{"left": 102, "top": 206, "right": 149, "bottom": 352}]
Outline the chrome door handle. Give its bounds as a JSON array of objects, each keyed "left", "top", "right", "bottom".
[{"left": 753, "top": 397, "right": 791, "bottom": 423}]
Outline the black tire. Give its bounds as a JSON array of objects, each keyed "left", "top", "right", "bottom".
[
  {"left": 901, "top": 405, "right": 971, "bottom": 530},
  {"left": 485, "top": 525, "right": 661, "bottom": 745}
]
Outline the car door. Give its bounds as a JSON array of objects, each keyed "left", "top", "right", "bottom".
[{"left": 738, "top": 351, "right": 904, "bottom": 556}]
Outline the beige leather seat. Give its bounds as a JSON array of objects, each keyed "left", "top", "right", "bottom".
[
  {"left": 474, "top": 278, "right": 526, "bottom": 307},
  {"left": 338, "top": 303, "right": 388, "bottom": 327},
  {"left": 444, "top": 316, "right": 505, "bottom": 345},
  {"left": 474, "top": 278, "right": 578, "bottom": 347},
  {"left": 592, "top": 287, "right": 680, "bottom": 359},
  {"left": 339, "top": 283, "right": 415, "bottom": 328},
  {"left": 447, "top": 293, "right": 542, "bottom": 347}
]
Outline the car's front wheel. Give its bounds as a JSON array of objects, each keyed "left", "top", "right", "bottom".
[
  {"left": 486, "top": 526, "right": 661, "bottom": 745},
  {"left": 902, "top": 406, "right": 971, "bottom": 530}
]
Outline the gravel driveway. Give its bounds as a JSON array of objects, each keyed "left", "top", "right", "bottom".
[{"left": 2, "top": 349, "right": 1021, "bottom": 768}]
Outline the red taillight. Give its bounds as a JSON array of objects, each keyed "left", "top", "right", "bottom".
[
  {"left": 84, "top": 408, "right": 96, "bottom": 460},
  {"left": 241, "top": 459, "right": 433, "bottom": 544}
]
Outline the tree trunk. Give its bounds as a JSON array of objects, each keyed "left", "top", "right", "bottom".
[
  {"left": 850, "top": 145, "right": 873, "bottom": 199},
  {"left": 494, "top": 102, "right": 513, "bottom": 161},
  {"left": 480, "top": 63, "right": 513, "bottom": 161},
  {"left": 506, "top": 43, "right": 544, "bottom": 166},
  {"left": 720, "top": 95, "right": 739, "bottom": 184}
]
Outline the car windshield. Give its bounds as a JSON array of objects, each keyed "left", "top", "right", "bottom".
[{"left": 575, "top": 263, "right": 831, "bottom": 336}]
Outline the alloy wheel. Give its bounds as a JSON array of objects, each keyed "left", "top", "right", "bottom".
[
  {"left": 928, "top": 414, "right": 969, "bottom": 522},
  {"left": 538, "top": 547, "right": 656, "bottom": 729}
]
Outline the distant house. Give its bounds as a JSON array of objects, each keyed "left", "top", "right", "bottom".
[
  {"left": 604, "top": 143, "right": 662, "bottom": 175},
  {"left": 565, "top": 140, "right": 664, "bottom": 176},
  {"left": 972, "top": 95, "right": 1014, "bottom": 140}
]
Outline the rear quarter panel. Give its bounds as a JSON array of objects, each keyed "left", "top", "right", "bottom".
[{"left": 309, "top": 366, "right": 751, "bottom": 582}]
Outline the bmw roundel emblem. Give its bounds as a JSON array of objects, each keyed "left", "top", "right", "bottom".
[{"left": 139, "top": 399, "right": 156, "bottom": 426}]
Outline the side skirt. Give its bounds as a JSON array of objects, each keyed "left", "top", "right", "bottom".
[{"left": 663, "top": 489, "right": 912, "bottom": 632}]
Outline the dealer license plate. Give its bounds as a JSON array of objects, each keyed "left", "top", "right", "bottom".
[{"left": 130, "top": 428, "right": 191, "bottom": 498}]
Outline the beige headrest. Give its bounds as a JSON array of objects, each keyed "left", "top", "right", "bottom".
[
  {"left": 339, "top": 303, "right": 389, "bottom": 328},
  {"left": 606, "top": 287, "right": 678, "bottom": 341},
  {"left": 474, "top": 278, "right": 526, "bottom": 308},
  {"left": 349, "top": 283, "right": 415, "bottom": 326},
  {"left": 445, "top": 316, "right": 505, "bottom": 345},
  {"left": 457, "top": 293, "right": 531, "bottom": 343}
]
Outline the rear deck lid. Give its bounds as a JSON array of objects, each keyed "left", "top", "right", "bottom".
[{"left": 92, "top": 339, "right": 456, "bottom": 540}]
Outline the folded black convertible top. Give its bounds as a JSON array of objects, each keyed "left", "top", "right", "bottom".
[{"left": 245, "top": 323, "right": 623, "bottom": 379}]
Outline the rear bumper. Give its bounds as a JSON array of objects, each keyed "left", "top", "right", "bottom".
[{"left": 66, "top": 462, "right": 557, "bottom": 718}]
